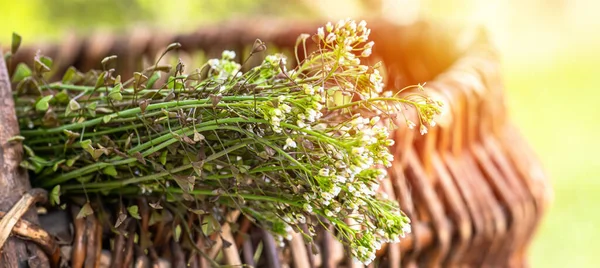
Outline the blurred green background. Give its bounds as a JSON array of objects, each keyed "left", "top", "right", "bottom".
[{"left": 1, "top": 0, "right": 598, "bottom": 267}]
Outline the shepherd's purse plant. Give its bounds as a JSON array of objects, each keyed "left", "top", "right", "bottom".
[{"left": 10, "top": 19, "right": 442, "bottom": 265}]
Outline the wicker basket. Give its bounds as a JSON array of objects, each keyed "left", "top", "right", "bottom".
[{"left": 1, "top": 19, "right": 552, "bottom": 268}]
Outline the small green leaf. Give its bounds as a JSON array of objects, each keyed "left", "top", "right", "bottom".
[
  {"left": 22, "top": 145, "right": 35, "bottom": 157},
  {"left": 76, "top": 174, "right": 94, "bottom": 184},
  {"left": 188, "top": 208, "right": 206, "bottom": 215},
  {"left": 11, "top": 33, "right": 22, "bottom": 54},
  {"left": 20, "top": 160, "right": 40, "bottom": 173},
  {"left": 50, "top": 185, "right": 61, "bottom": 206},
  {"left": 52, "top": 159, "right": 65, "bottom": 172},
  {"left": 33, "top": 57, "right": 51, "bottom": 74},
  {"left": 35, "top": 95, "right": 53, "bottom": 112},
  {"left": 148, "top": 211, "right": 161, "bottom": 226},
  {"left": 86, "top": 102, "right": 98, "bottom": 117},
  {"left": 115, "top": 212, "right": 127, "bottom": 228},
  {"left": 159, "top": 151, "right": 168, "bottom": 165},
  {"left": 108, "top": 84, "right": 123, "bottom": 101},
  {"left": 30, "top": 155, "right": 52, "bottom": 166},
  {"left": 76, "top": 202, "right": 94, "bottom": 219},
  {"left": 127, "top": 205, "right": 141, "bottom": 220},
  {"left": 94, "top": 71, "right": 106, "bottom": 89},
  {"left": 54, "top": 90, "right": 69, "bottom": 104},
  {"left": 66, "top": 155, "right": 80, "bottom": 167},
  {"left": 62, "top": 67, "right": 77, "bottom": 84},
  {"left": 166, "top": 76, "right": 183, "bottom": 89},
  {"left": 103, "top": 166, "right": 118, "bottom": 177},
  {"left": 39, "top": 56, "right": 53, "bottom": 69},
  {"left": 80, "top": 140, "right": 93, "bottom": 153},
  {"left": 11, "top": 63, "right": 31, "bottom": 83},
  {"left": 7, "top": 135, "right": 25, "bottom": 142},
  {"left": 174, "top": 224, "right": 182, "bottom": 242},
  {"left": 102, "top": 115, "right": 113, "bottom": 123},
  {"left": 69, "top": 99, "right": 81, "bottom": 111},
  {"left": 65, "top": 99, "right": 81, "bottom": 117}
]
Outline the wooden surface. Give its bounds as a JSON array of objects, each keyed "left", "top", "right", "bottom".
[{"left": 0, "top": 51, "right": 49, "bottom": 268}]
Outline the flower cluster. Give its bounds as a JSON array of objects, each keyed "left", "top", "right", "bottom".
[
  {"left": 14, "top": 19, "right": 442, "bottom": 265},
  {"left": 207, "top": 50, "right": 242, "bottom": 80}
]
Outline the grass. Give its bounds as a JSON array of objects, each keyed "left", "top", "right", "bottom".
[{"left": 504, "top": 46, "right": 600, "bottom": 267}]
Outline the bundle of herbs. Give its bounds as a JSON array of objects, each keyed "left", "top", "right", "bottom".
[{"left": 11, "top": 19, "right": 441, "bottom": 264}]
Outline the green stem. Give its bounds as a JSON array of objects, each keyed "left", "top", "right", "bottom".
[
  {"left": 57, "top": 141, "right": 251, "bottom": 189},
  {"left": 327, "top": 97, "right": 413, "bottom": 111},
  {"left": 20, "top": 96, "right": 269, "bottom": 135}
]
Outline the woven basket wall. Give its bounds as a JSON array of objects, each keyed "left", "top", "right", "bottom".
[{"left": 6, "top": 19, "right": 552, "bottom": 268}]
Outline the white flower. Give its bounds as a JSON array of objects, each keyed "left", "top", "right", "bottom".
[
  {"left": 272, "top": 108, "right": 282, "bottom": 116},
  {"left": 352, "top": 147, "right": 365, "bottom": 156},
  {"left": 318, "top": 168, "right": 330, "bottom": 177},
  {"left": 361, "top": 48, "right": 372, "bottom": 57},
  {"left": 349, "top": 20, "right": 357, "bottom": 32},
  {"left": 317, "top": 27, "right": 325, "bottom": 39},
  {"left": 222, "top": 50, "right": 236, "bottom": 60},
  {"left": 326, "top": 33, "right": 336, "bottom": 43},
  {"left": 335, "top": 175, "right": 347, "bottom": 183},
  {"left": 208, "top": 59, "right": 219, "bottom": 68},
  {"left": 336, "top": 19, "right": 345, "bottom": 30},
  {"left": 278, "top": 95, "right": 286, "bottom": 102},
  {"left": 296, "top": 214, "right": 306, "bottom": 224},
  {"left": 305, "top": 109, "right": 317, "bottom": 122},
  {"left": 303, "top": 84, "right": 315, "bottom": 95},
  {"left": 331, "top": 186, "right": 341, "bottom": 196},
  {"left": 407, "top": 120, "right": 416, "bottom": 129},
  {"left": 334, "top": 161, "right": 347, "bottom": 169},
  {"left": 280, "top": 104, "right": 292, "bottom": 113},
  {"left": 370, "top": 116, "right": 380, "bottom": 125},
  {"left": 314, "top": 102, "right": 323, "bottom": 110},
  {"left": 326, "top": 21, "right": 333, "bottom": 32},
  {"left": 430, "top": 120, "right": 436, "bottom": 127},
  {"left": 283, "top": 138, "right": 297, "bottom": 150},
  {"left": 365, "top": 41, "right": 375, "bottom": 49},
  {"left": 297, "top": 119, "right": 306, "bottom": 128},
  {"left": 347, "top": 184, "right": 356, "bottom": 193},
  {"left": 385, "top": 139, "right": 395, "bottom": 146},
  {"left": 358, "top": 20, "right": 367, "bottom": 31},
  {"left": 420, "top": 125, "right": 428, "bottom": 135},
  {"left": 325, "top": 209, "right": 334, "bottom": 217}
]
